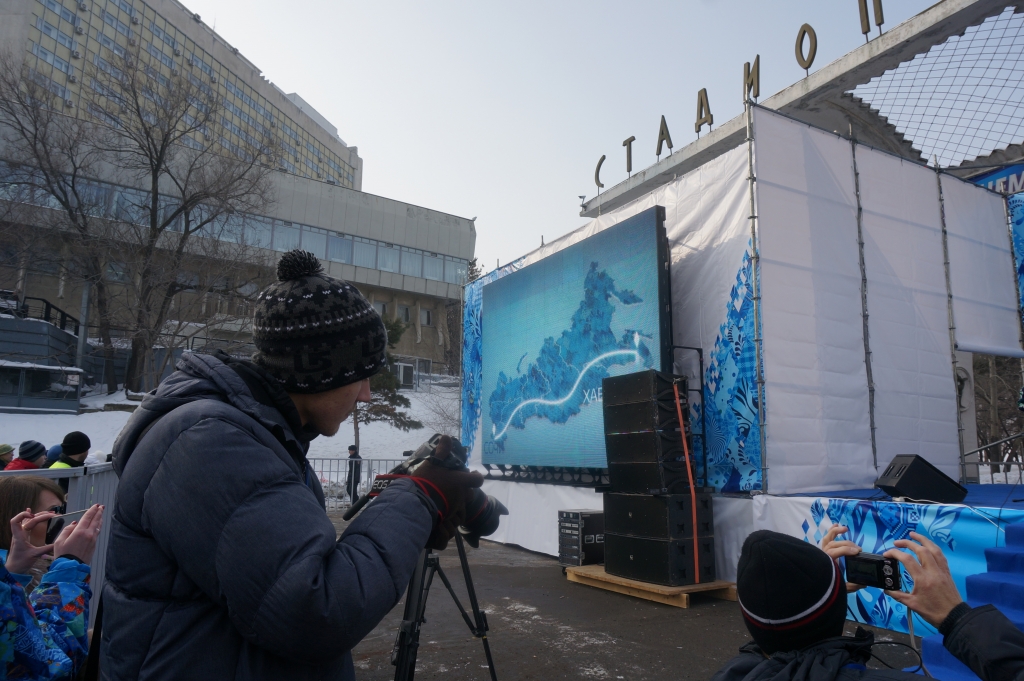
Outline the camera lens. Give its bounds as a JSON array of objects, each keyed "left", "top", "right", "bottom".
[{"left": 460, "top": 489, "right": 509, "bottom": 548}]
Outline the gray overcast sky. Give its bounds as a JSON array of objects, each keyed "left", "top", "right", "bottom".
[{"left": 182, "top": 0, "right": 936, "bottom": 273}]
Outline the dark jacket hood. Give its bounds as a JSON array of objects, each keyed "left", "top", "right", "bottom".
[{"left": 111, "top": 352, "right": 307, "bottom": 477}]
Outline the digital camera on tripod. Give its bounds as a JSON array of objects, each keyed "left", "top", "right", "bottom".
[{"left": 343, "top": 434, "right": 508, "bottom": 681}]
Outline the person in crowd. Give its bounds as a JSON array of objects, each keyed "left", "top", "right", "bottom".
[
  {"left": 101, "top": 250, "right": 483, "bottom": 680},
  {"left": 0, "top": 499, "right": 103, "bottom": 679},
  {"left": 5, "top": 440, "right": 47, "bottom": 471},
  {"left": 347, "top": 444, "right": 362, "bottom": 505},
  {"left": 0, "top": 476, "right": 71, "bottom": 588},
  {"left": 0, "top": 444, "right": 14, "bottom": 470},
  {"left": 44, "top": 444, "right": 63, "bottom": 468},
  {"left": 49, "top": 432, "right": 90, "bottom": 470},
  {"left": 713, "top": 527, "right": 1024, "bottom": 681}
]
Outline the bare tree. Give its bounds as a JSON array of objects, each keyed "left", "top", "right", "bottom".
[
  {"left": 974, "top": 353, "right": 1024, "bottom": 477},
  {"left": 419, "top": 386, "right": 461, "bottom": 436},
  {"left": 0, "top": 43, "right": 278, "bottom": 391},
  {"left": 0, "top": 50, "right": 125, "bottom": 389},
  {"left": 351, "top": 317, "right": 423, "bottom": 453}
]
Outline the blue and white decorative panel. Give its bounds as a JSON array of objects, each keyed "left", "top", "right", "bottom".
[{"left": 698, "top": 246, "right": 762, "bottom": 492}]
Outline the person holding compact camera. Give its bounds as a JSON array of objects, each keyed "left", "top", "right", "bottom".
[
  {"left": 99, "top": 250, "right": 484, "bottom": 681},
  {"left": 0, "top": 475, "right": 103, "bottom": 678},
  {"left": 713, "top": 526, "right": 1024, "bottom": 681}
]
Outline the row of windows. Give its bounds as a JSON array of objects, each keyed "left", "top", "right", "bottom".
[
  {"left": 37, "top": 17, "right": 75, "bottom": 50},
  {"left": 372, "top": 303, "right": 434, "bottom": 327},
  {"left": 0, "top": 166, "right": 470, "bottom": 285},
  {"left": 31, "top": 42, "right": 71, "bottom": 75},
  {"left": 30, "top": 0, "right": 358, "bottom": 190},
  {"left": 39, "top": 0, "right": 78, "bottom": 26}
]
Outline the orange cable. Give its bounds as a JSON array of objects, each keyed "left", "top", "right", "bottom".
[{"left": 673, "top": 381, "right": 700, "bottom": 584}]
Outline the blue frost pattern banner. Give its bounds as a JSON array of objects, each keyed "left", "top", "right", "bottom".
[
  {"left": 1010, "top": 191, "right": 1024, "bottom": 319},
  {"left": 697, "top": 245, "right": 762, "bottom": 492},
  {"left": 792, "top": 496, "right": 1024, "bottom": 635},
  {"left": 462, "top": 262, "right": 522, "bottom": 455}
]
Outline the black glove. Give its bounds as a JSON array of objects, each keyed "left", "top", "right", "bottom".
[{"left": 411, "top": 439, "right": 484, "bottom": 550}]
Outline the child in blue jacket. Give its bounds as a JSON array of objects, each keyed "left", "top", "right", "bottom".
[{"left": 0, "top": 505, "right": 103, "bottom": 679}]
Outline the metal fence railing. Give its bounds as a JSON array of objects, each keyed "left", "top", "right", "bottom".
[
  {"left": 0, "top": 463, "right": 116, "bottom": 628},
  {"left": 960, "top": 431, "right": 1024, "bottom": 484},
  {"left": 308, "top": 458, "right": 405, "bottom": 511}
]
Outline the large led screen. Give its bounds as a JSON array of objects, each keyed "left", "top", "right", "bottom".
[{"left": 480, "top": 207, "right": 669, "bottom": 469}]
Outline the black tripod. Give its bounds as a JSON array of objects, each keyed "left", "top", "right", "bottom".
[{"left": 391, "top": 533, "right": 497, "bottom": 681}]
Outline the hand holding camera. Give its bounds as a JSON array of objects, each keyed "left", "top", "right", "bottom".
[
  {"left": 6, "top": 509, "right": 58, "bottom": 574},
  {"left": 821, "top": 524, "right": 867, "bottom": 593},
  {"left": 412, "top": 436, "right": 486, "bottom": 550},
  {"left": 883, "top": 531, "right": 964, "bottom": 627}
]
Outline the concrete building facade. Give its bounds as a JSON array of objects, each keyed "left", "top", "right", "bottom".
[{"left": 0, "top": 0, "right": 475, "bottom": 377}]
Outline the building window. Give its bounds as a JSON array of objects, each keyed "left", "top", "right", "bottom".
[
  {"left": 377, "top": 245, "right": 399, "bottom": 273},
  {"left": 107, "top": 261, "right": 129, "bottom": 283},
  {"left": 301, "top": 226, "right": 327, "bottom": 258},
  {"left": 372, "top": 301, "right": 387, "bottom": 317},
  {"left": 353, "top": 239, "right": 376, "bottom": 269},
  {"left": 420, "top": 308, "right": 432, "bottom": 327},
  {"left": 328, "top": 235, "right": 352, "bottom": 264},
  {"left": 444, "top": 258, "right": 467, "bottom": 285},
  {"left": 422, "top": 255, "right": 443, "bottom": 281},
  {"left": 400, "top": 250, "right": 422, "bottom": 278},
  {"left": 397, "top": 305, "right": 410, "bottom": 323},
  {"left": 271, "top": 223, "right": 300, "bottom": 252}
]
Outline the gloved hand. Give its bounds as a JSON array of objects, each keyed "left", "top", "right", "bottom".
[{"left": 411, "top": 436, "right": 484, "bottom": 549}]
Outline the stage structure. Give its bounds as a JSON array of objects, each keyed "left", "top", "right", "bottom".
[
  {"left": 464, "top": 106, "right": 1021, "bottom": 553},
  {"left": 464, "top": 2, "right": 1024, "bottom": 593}
]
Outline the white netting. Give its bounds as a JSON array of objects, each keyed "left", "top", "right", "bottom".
[{"left": 850, "top": 6, "right": 1024, "bottom": 168}]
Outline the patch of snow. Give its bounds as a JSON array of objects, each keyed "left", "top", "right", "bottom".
[
  {"left": 81, "top": 390, "right": 137, "bottom": 409},
  {"left": 0, "top": 411, "right": 130, "bottom": 452},
  {"left": 0, "top": 386, "right": 450, "bottom": 459},
  {"left": 0, "top": 360, "right": 83, "bottom": 372}
]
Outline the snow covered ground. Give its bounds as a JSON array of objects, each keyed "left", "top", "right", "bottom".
[{"left": 0, "top": 388, "right": 457, "bottom": 460}]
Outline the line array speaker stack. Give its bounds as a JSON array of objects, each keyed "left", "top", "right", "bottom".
[{"left": 601, "top": 370, "right": 716, "bottom": 587}]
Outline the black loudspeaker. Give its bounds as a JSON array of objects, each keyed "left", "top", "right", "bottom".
[
  {"left": 558, "top": 510, "right": 605, "bottom": 567},
  {"left": 604, "top": 400, "right": 685, "bottom": 435},
  {"left": 874, "top": 455, "right": 967, "bottom": 504},
  {"left": 603, "top": 370, "right": 685, "bottom": 407},
  {"left": 602, "top": 370, "right": 689, "bottom": 436},
  {"left": 604, "top": 493, "right": 713, "bottom": 540},
  {"left": 604, "top": 533, "right": 716, "bottom": 586},
  {"left": 605, "top": 430, "right": 685, "bottom": 464},
  {"left": 607, "top": 461, "right": 695, "bottom": 494}
]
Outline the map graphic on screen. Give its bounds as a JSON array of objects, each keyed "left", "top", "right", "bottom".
[{"left": 480, "top": 207, "right": 666, "bottom": 469}]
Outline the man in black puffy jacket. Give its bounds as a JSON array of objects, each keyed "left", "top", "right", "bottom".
[
  {"left": 713, "top": 529, "right": 1024, "bottom": 681},
  {"left": 99, "top": 250, "right": 482, "bottom": 680}
]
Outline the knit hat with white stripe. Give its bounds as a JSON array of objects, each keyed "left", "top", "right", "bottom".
[
  {"left": 251, "top": 250, "right": 388, "bottom": 393},
  {"left": 736, "top": 530, "right": 848, "bottom": 654}
]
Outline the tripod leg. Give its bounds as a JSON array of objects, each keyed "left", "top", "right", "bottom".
[
  {"left": 392, "top": 550, "right": 437, "bottom": 681},
  {"left": 455, "top": 534, "right": 498, "bottom": 681}
]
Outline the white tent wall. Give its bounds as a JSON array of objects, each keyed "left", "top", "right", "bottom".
[
  {"left": 752, "top": 108, "right": 875, "bottom": 493},
  {"left": 940, "top": 176, "right": 1024, "bottom": 359},
  {"left": 856, "top": 147, "right": 961, "bottom": 479},
  {"left": 467, "top": 145, "right": 752, "bottom": 554}
]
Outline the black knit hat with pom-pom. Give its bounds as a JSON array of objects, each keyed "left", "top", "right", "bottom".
[{"left": 251, "top": 249, "right": 388, "bottom": 393}]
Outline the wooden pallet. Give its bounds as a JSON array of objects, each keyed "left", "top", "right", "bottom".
[{"left": 565, "top": 564, "right": 737, "bottom": 609}]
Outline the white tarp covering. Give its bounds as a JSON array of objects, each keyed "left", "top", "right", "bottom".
[
  {"left": 856, "top": 148, "right": 961, "bottom": 478},
  {"left": 479, "top": 479, "right": 603, "bottom": 555},
  {"left": 753, "top": 108, "right": 876, "bottom": 493},
  {"left": 941, "top": 176, "right": 1024, "bottom": 358}
]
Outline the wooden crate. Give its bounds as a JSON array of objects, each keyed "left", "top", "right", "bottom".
[{"left": 565, "top": 564, "right": 737, "bottom": 609}]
